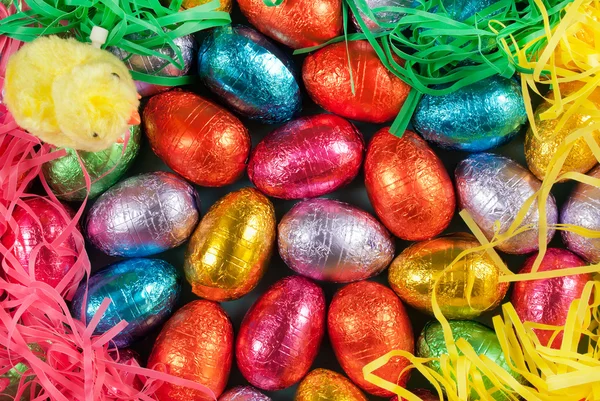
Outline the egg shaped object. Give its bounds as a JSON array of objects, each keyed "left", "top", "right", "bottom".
[
  {"left": 295, "top": 368, "right": 367, "bottom": 401},
  {"left": 389, "top": 233, "right": 508, "bottom": 319},
  {"left": 182, "top": 0, "right": 232, "bottom": 11},
  {"left": 71, "top": 258, "right": 180, "bottom": 348},
  {"left": 198, "top": 25, "right": 302, "bottom": 124},
  {"left": 248, "top": 114, "right": 364, "bottom": 199},
  {"left": 350, "top": 0, "right": 415, "bottom": 32},
  {"left": 390, "top": 389, "right": 438, "bottom": 401},
  {"left": 303, "top": 41, "right": 410, "bottom": 123},
  {"left": 365, "top": 129, "right": 455, "bottom": 240},
  {"left": 143, "top": 90, "right": 250, "bottom": 187},
  {"left": 43, "top": 126, "right": 140, "bottom": 201},
  {"left": 237, "top": 0, "right": 342, "bottom": 49},
  {"left": 328, "top": 281, "right": 414, "bottom": 397},
  {"left": 455, "top": 153, "right": 558, "bottom": 254},
  {"left": 220, "top": 386, "right": 271, "bottom": 401},
  {"left": 86, "top": 171, "right": 200, "bottom": 257},
  {"left": 278, "top": 198, "right": 394, "bottom": 282},
  {"left": 413, "top": 75, "right": 527, "bottom": 151},
  {"left": 148, "top": 300, "right": 233, "bottom": 401},
  {"left": 236, "top": 276, "right": 326, "bottom": 391},
  {"left": 184, "top": 188, "right": 276, "bottom": 301}
]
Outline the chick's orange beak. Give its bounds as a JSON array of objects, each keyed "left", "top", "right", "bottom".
[{"left": 128, "top": 109, "right": 141, "bottom": 126}]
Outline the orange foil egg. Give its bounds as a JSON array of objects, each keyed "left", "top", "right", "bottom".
[
  {"left": 364, "top": 129, "right": 455, "bottom": 240},
  {"left": 143, "top": 90, "right": 250, "bottom": 187},
  {"left": 295, "top": 369, "right": 367, "bottom": 401},
  {"left": 303, "top": 41, "right": 411, "bottom": 123},
  {"left": 328, "top": 281, "right": 414, "bottom": 397},
  {"left": 148, "top": 300, "right": 233, "bottom": 401}
]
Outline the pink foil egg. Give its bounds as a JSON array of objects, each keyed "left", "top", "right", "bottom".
[{"left": 236, "top": 276, "right": 326, "bottom": 390}]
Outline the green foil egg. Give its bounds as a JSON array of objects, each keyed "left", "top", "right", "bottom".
[
  {"left": 0, "top": 344, "right": 43, "bottom": 401},
  {"left": 42, "top": 126, "right": 141, "bottom": 201}
]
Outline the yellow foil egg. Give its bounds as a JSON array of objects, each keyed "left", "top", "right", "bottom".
[
  {"left": 182, "top": 0, "right": 232, "bottom": 11},
  {"left": 388, "top": 233, "right": 509, "bottom": 319},
  {"left": 295, "top": 369, "right": 367, "bottom": 401},
  {"left": 184, "top": 187, "right": 276, "bottom": 301}
]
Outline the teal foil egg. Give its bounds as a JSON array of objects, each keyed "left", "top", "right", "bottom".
[{"left": 413, "top": 76, "right": 526, "bottom": 152}]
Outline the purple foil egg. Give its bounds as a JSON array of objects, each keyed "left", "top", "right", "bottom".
[
  {"left": 219, "top": 386, "right": 271, "bottom": 401},
  {"left": 456, "top": 153, "right": 557, "bottom": 254},
  {"left": 86, "top": 171, "right": 200, "bottom": 257},
  {"left": 247, "top": 114, "right": 364, "bottom": 199},
  {"left": 278, "top": 198, "right": 394, "bottom": 282}
]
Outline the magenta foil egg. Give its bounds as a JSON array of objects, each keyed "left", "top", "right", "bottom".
[
  {"left": 278, "top": 198, "right": 394, "bottom": 282},
  {"left": 219, "top": 386, "right": 271, "bottom": 401},
  {"left": 247, "top": 114, "right": 364, "bottom": 199}
]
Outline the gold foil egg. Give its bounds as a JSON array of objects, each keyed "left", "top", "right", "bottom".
[
  {"left": 182, "top": 0, "right": 232, "bottom": 11},
  {"left": 295, "top": 369, "right": 367, "bottom": 401},
  {"left": 388, "top": 233, "right": 509, "bottom": 319},
  {"left": 184, "top": 188, "right": 276, "bottom": 301}
]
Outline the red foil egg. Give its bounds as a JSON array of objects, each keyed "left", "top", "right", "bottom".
[
  {"left": 303, "top": 41, "right": 411, "bottom": 123},
  {"left": 512, "top": 248, "right": 591, "bottom": 348},
  {"left": 236, "top": 276, "right": 326, "bottom": 390},
  {"left": 328, "top": 281, "right": 414, "bottom": 397},
  {"left": 248, "top": 114, "right": 364, "bottom": 199},
  {"left": 148, "top": 300, "right": 233, "bottom": 401},
  {"left": 390, "top": 389, "right": 439, "bottom": 401},
  {"left": 365, "top": 129, "right": 455, "bottom": 240},
  {"left": 143, "top": 91, "right": 250, "bottom": 187}
]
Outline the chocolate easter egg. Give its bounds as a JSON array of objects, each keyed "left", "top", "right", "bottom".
[
  {"left": 248, "top": 114, "right": 364, "bottom": 199},
  {"left": 278, "top": 198, "right": 394, "bottom": 282},
  {"left": 236, "top": 276, "right": 326, "bottom": 390},
  {"left": 71, "top": 258, "right": 180, "bottom": 348},
  {"left": 303, "top": 41, "right": 410, "bottom": 123},
  {"left": 219, "top": 386, "right": 271, "bottom": 401},
  {"left": 365, "top": 129, "right": 455, "bottom": 240},
  {"left": 413, "top": 76, "right": 527, "bottom": 151},
  {"left": 390, "top": 389, "right": 438, "bottom": 401},
  {"left": 184, "top": 188, "right": 275, "bottom": 301},
  {"left": 198, "top": 25, "right": 301, "bottom": 124},
  {"left": 143, "top": 91, "right": 250, "bottom": 187},
  {"left": 295, "top": 369, "right": 367, "bottom": 401},
  {"left": 328, "top": 281, "right": 414, "bottom": 397},
  {"left": 237, "top": 0, "right": 342, "bottom": 49},
  {"left": 456, "top": 153, "right": 558, "bottom": 254},
  {"left": 182, "top": 0, "right": 232, "bottom": 11},
  {"left": 86, "top": 172, "right": 200, "bottom": 257}
]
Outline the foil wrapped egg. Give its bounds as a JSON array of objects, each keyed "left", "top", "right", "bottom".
[
  {"left": 295, "top": 368, "right": 367, "bottom": 401},
  {"left": 182, "top": 0, "right": 232, "bottom": 11},
  {"left": 237, "top": 0, "right": 342, "bottom": 49},
  {"left": 455, "top": 153, "right": 558, "bottom": 254},
  {"left": 184, "top": 188, "right": 276, "bottom": 301},
  {"left": 388, "top": 233, "right": 509, "bottom": 319},
  {"left": 278, "top": 198, "right": 394, "bottom": 282},
  {"left": 248, "top": 114, "right": 364, "bottom": 199},
  {"left": 390, "top": 389, "right": 438, "bottom": 401},
  {"left": 0, "top": 344, "right": 43, "bottom": 401},
  {"left": 86, "top": 171, "right": 200, "bottom": 257},
  {"left": 443, "top": 0, "right": 499, "bottom": 21},
  {"left": 236, "top": 276, "right": 326, "bottom": 391},
  {"left": 143, "top": 90, "right": 250, "bottom": 187},
  {"left": 148, "top": 300, "right": 233, "bottom": 401},
  {"left": 350, "top": 0, "right": 415, "bottom": 32},
  {"left": 328, "top": 281, "right": 414, "bottom": 397},
  {"left": 413, "top": 75, "right": 527, "bottom": 151},
  {"left": 365, "top": 129, "right": 455, "bottom": 240},
  {"left": 198, "top": 25, "right": 302, "bottom": 124},
  {"left": 303, "top": 41, "right": 411, "bottom": 123},
  {"left": 71, "top": 258, "right": 180, "bottom": 348},
  {"left": 42, "top": 126, "right": 141, "bottom": 201},
  {"left": 219, "top": 386, "right": 271, "bottom": 401}
]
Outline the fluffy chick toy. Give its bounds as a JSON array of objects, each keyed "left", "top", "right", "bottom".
[{"left": 4, "top": 34, "right": 140, "bottom": 152}]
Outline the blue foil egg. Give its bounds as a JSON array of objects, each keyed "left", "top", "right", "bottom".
[
  {"left": 198, "top": 25, "right": 302, "bottom": 124},
  {"left": 71, "top": 258, "right": 180, "bottom": 348},
  {"left": 413, "top": 75, "right": 527, "bottom": 152}
]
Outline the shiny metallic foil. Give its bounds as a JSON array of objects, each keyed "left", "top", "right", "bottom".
[
  {"left": 388, "top": 233, "right": 508, "bottom": 319},
  {"left": 456, "top": 153, "right": 558, "bottom": 254},
  {"left": 442, "top": 0, "right": 499, "bottom": 21},
  {"left": 184, "top": 188, "right": 276, "bottom": 301},
  {"left": 86, "top": 171, "right": 200, "bottom": 257},
  {"left": 303, "top": 41, "right": 411, "bottom": 123},
  {"left": 236, "top": 276, "right": 326, "bottom": 391},
  {"left": 148, "top": 300, "right": 233, "bottom": 401},
  {"left": 413, "top": 76, "right": 527, "bottom": 151},
  {"left": 0, "top": 345, "right": 43, "bottom": 401},
  {"left": 278, "top": 198, "right": 394, "bottom": 283},
  {"left": 350, "top": 0, "right": 415, "bottom": 32},
  {"left": 42, "top": 126, "right": 140, "bottom": 201},
  {"left": 365, "top": 129, "right": 455, "bottom": 240},
  {"left": 71, "top": 258, "right": 180, "bottom": 348},
  {"left": 248, "top": 114, "right": 364, "bottom": 199},
  {"left": 417, "top": 320, "right": 523, "bottom": 401},
  {"left": 328, "top": 281, "right": 414, "bottom": 397},
  {"left": 219, "top": 386, "right": 271, "bottom": 401},
  {"left": 198, "top": 25, "right": 302, "bottom": 124},
  {"left": 143, "top": 90, "right": 250, "bottom": 187},
  {"left": 390, "top": 389, "right": 438, "bottom": 401},
  {"left": 237, "top": 0, "right": 342, "bottom": 49},
  {"left": 512, "top": 248, "right": 591, "bottom": 348},
  {"left": 182, "top": 0, "right": 232, "bottom": 11},
  {"left": 295, "top": 368, "right": 367, "bottom": 401}
]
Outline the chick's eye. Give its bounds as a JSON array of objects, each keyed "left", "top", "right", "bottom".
[
  {"left": 92, "top": 132, "right": 99, "bottom": 138},
  {"left": 111, "top": 73, "right": 120, "bottom": 80}
]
